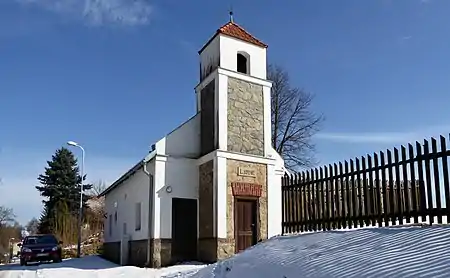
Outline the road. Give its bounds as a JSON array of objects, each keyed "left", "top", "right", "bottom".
[
  {"left": 0, "top": 256, "right": 204, "bottom": 278},
  {"left": 0, "top": 256, "right": 120, "bottom": 278}
]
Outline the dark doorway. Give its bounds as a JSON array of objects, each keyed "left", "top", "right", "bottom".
[
  {"left": 237, "top": 53, "right": 248, "bottom": 74},
  {"left": 171, "top": 198, "right": 198, "bottom": 263},
  {"left": 235, "top": 198, "right": 258, "bottom": 253}
]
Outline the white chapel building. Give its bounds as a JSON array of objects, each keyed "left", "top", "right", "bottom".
[{"left": 99, "top": 17, "right": 286, "bottom": 268}]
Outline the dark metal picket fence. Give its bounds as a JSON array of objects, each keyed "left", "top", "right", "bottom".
[{"left": 282, "top": 134, "right": 450, "bottom": 234}]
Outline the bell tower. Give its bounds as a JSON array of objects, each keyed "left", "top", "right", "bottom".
[
  {"left": 195, "top": 13, "right": 271, "bottom": 157},
  {"left": 198, "top": 12, "right": 268, "bottom": 82},
  {"left": 196, "top": 14, "right": 280, "bottom": 263}
]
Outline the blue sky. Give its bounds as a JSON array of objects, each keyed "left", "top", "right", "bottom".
[{"left": 1, "top": 0, "right": 450, "bottom": 225}]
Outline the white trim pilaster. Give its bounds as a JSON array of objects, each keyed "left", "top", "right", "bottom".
[
  {"left": 212, "top": 158, "right": 218, "bottom": 237},
  {"left": 216, "top": 156, "right": 227, "bottom": 238},
  {"left": 152, "top": 159, "right": 166, "bottom": 238},
  {"left": 263, "top": 86, "right": 272, "bottom": 157},
  {"left": 217, "top": 73, "right": 229, "bottom": 150},
  {"left": 267, "top": 164, "right": 283, "bottom": 237}
]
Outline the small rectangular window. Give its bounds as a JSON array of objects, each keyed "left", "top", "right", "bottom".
[
  {"left": 114, "top": 211, "right": 117, "bottom": 225},
  {"left": 123, "top": 222, "right": 127, "bottom": 235},
  {"left": 135, "top": 202, "right": 142, "bottom": 231},
  {"left": 109, "top": 214, "right": 112, "bottom": 236},
  {"left": 237, "top": 53, "right": 248, "bottom": 74}
]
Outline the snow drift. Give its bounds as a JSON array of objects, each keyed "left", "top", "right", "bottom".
[
  {"left": 182, "top": 225, "right": 450, "bottom": 278},
  {"left": 3, "top": 225, "right": 450, "bottom": 278}
]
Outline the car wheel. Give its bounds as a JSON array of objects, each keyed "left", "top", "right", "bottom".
[
  {"left": 54, "top": 257, "right": 62, "bottom": 263},
  {"left": 20, "top": 259, "right": 26, "bottom": 266}
]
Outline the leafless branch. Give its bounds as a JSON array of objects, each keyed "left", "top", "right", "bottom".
[
  {"left": 86, "top": 180, "right": 106, "bottom": 219},
  {"left": 269, "top": 64, "right": 324, "bottom": 171},
  {"left": 87, "top": 180, "right": 107, "bottom": 197},
  {"left": 0, "top": 206, "right": 15, "bottom": 227}
]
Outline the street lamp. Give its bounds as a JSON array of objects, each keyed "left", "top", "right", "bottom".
[
  {"left": 8, "top": 237, "right": 14, "bottom": 263},
  {"left": 67, "top": 140, "right": 85, "bottom": 258}
]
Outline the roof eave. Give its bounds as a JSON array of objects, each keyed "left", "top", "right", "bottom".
[
  {"left": 198, "top": 32, "right": 219, "bottom": 54},
  {"left": 199, "top": 33, "right": 268, "bottom": 55},
  {"left": 98, "top": 150, "right": 157, "bottom": 197},
  {"left": 220, "top": 33, "right": 268, "bottom": 49}
]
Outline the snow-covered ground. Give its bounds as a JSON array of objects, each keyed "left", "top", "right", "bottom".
[
  {"left": 2, "top": 225, "right": 450, "bottom": 278},
  {"left": 0, "top": 256, "right": 204, "bottom": 278},
  {"left": 190, "top": 224, "right": 450, "bottom": 278}
]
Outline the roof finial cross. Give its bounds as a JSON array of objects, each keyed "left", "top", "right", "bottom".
[{"left": 229, "top": 6, "right": 234, "bottom": 23}]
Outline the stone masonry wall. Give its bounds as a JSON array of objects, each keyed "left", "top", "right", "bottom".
[
  {"left": 227, "top": 77, "right": 264, "bottom": 156},
  {"left": 103, "top": 239, "right": 171, "bottom": 268},
  {"left": 217, "top": 159, "right": 268, "bottom": 260},
  {"left": 151, "top": 238, "right": 172, "bottom": 268},
  {"left": 102, "top": 241, "right": 121, "bottom": 265},
  {"left": 198, "top": 160, "right": 215, "bottom": 262},
  {"left": 128, "top": 239, "right": 148, "bottom": 267}
]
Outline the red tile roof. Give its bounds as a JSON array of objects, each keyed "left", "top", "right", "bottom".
[{"left": 199, "top": 21, "right": 268, "bottom": 54}]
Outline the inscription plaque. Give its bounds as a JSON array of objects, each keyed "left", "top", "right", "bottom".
[
  {"left": 237, "top": 167, "right": 256, "bottom": 177},
  {"left": 231, "top": 182, "right": 262, "bottom": 197}
]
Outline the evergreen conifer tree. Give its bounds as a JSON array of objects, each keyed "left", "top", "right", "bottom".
[{"left": 36, "top": 147, "right": 89, "bottom": 233}]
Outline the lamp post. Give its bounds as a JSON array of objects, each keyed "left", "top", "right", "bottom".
[
  {"left": 8, "top": 237, "right": 14, "bottom": 263},
  {"left": 67, "top": 140, "right": 85, "bottom": 258}
]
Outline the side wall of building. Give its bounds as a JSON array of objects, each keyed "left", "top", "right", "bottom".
[
  {"left": 103, "top": 160, "right": 155, "bottom": 265},
  {"left": 150, "top": 155, "right": 199, "bottom": 267},
  {"left": 154, "top": 113, "right": 201, "bottom": 158}
]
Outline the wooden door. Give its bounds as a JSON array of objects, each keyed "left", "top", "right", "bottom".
[
  {"left": 172, "top": 198, "right": 198, "bottom": 263},
  {"left": 235, "top": 199, "right": 258, "bottom": 253}
]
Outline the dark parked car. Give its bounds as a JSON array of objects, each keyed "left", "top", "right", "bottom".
[{"left": 18, "top": 234, "right": 63, "bottom": 266}]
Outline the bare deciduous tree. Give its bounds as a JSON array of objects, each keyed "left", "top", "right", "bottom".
[
  {"left": 87, "top": 180, "right": 106, "bottom": 213},
  {"left": 85, "top": 180, "right": 107, "bottom": 238},
  {"left": 88, "top": 180, "right": 107, "bottom": 197},
  {"left": 25, "top": 218, "right": 39, "bottom": 235},
  {"left": 0, "top": 206, "right": 15, "bottom": 227},
  {"left": 269, "top": 64, "right": 324, "bottom": 171}
]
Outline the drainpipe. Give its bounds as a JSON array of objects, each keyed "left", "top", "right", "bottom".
[{"left": 142, "top": 151, "right": 155, "bottom": 267}]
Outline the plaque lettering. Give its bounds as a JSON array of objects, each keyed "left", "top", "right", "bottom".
[
  {"left": 231, "top": 182, "right": 262, "bottom": 197},
  {"left": 237, "top": 167, "right": 256, "bottom": 177}
]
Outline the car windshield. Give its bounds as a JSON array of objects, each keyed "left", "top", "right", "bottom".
[{"left": 24, "top": 235, "right": 57, "bottom": 245}]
